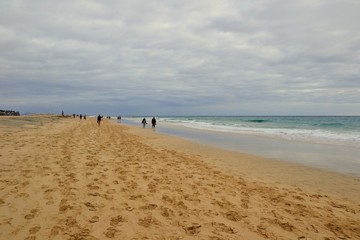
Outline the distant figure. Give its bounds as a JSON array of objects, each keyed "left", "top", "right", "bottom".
[
  {"left": 97, "top": 114, "right": 102, "bottom": 126},
  {"left": 117, "top": 116, "right": 121, "bottom": 123},
  {"left": 151, "top": 117, "right": 156, "bottom": 129},
  {"left": 80, "top": 114, "right": 82, "bottom": 120},
  {"left": 62, "top": 111, "right": 64, "bottom": 116},
  {"left": 73, "top": 114, "right": 76, "bottom": 118},
  {"left": 142, "top": 118, "right": 147, "bottom": 128},
  {"left": 84, "top": 115, "right": 86, "bottom": 120}
]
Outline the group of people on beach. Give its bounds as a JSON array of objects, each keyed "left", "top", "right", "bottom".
[
  {"left": 67, "top": 112, "right": 156, "bottom": 129},
  {"left": 142, "top": 117, "right": 156, "bottom": 129},
  {"left": 72, "top": 113, "right": 86, "bottom": 120}
]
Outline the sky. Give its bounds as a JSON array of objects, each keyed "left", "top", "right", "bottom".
[{"left": 0, "top": 0, "right": 359, "bottom": 116}]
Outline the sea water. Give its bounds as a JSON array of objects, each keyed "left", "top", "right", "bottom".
[
  {"left": 120, "top": 116, "right": 360, "bottom": 176},
  {"left": 158, "top": 116, "right": 360, "bottom": 147}
]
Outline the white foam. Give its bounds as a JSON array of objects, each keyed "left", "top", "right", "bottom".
[{"left": 159, "top": 118, "right": 360, "bottom": 147}]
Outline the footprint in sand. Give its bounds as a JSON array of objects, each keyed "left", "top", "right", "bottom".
[
  {"left": 104, "top": 227, "right": 117, "bottom": 238},
  {"left": 106, "top": 189, "right": 116, "bottom": 194},
  {"left": 86, "top": 161, "right": 98, "bottom": 167},
  {"left": 147, "top": 182, "right": 157, "bottom": 193},
  {"left": 129, "top": 194, "right": 144, "bottom": 200},
  {"left": 137, "top": 215, "right": 159, "bottom": 228},
  {"left": 29, "top": 225, "right": 41, "bottom": 234},
  {"left": 24, "top": 236, "right": 36, "bottom": 240},
  {"left": 24, "top": 209, "right": 39, "bottom": 220},
  {"left": 21, "top": 181, "right": 30, "bottom": 187},
  {"left": 104, "top": 194, "right": 114, "bottom": 200},
  {"left": 88, "top": 192, "right": 100, "bottom": 197},
  {"left": 24, "top": 214, "right": 34, "bottom": 220},
  {"left": 87, "top": 183, "right": 100, "bottom": 190},
  {"left": 110, "top": 215, "right": 126, "bottom": 226},
  {"left": 125, "top": 206, "right": 134, "bottom": 211},
  {"left": 182, "top": 223, "right": 202, "bottom": 235},
  {"left": 160, "top": 207, "right": 174, "bottom": 218},
  {"left": 0, "top": 217, "right": 12, "bottom": 225},
  {"left": 139, "top": 204, "right": 158, "bottom": 210},
  {"left": 241, "top": 198, "right": 249, "bottom": 209},
  {"left": 64, "top": 217, "right": 78, "bottom": 227},
  {"left": 59, "top": 199, "right": 73, "bottom": 212},
  {"left": 211, "top": 222, "right": 237, "bottom": 234},
  {"left": 89, "top": 216, "right": 99, "bottom": 223},
  {"left": 223, "top": 211, "right": 244, "bottom": 222},
  {"left": 84, "top": 202, "right": 97, "bottom": 211},
  {"left": 161, "top": 194, "right": 174, "bottom": 203},
  {"left": 50, "top": 225, "right": 62, "bottom": 236},
  {"left": 17, "top": 192, "right": 30, "bottom": 198}
]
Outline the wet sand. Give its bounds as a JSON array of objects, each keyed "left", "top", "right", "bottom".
[
  {"left": 0, "top": 116, "right": 359, "bottom": 239},
  {"left": 125, "top": 119, "right": 360, "bottom": 176}
]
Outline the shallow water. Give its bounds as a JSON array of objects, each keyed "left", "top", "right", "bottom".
[{"left": 121, "top": 118, "right": 360, "bottom": 177}]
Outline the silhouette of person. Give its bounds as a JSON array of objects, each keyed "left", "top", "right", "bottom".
[
  {"left": 84, "top": 115, "right": 86, "bottom": 120},
  {"left": 151, "top": 117, "right": 156, "bottom": 129},
  {"left": 97, "top": 114, "right": 102, "bottom": 126},
  {"left": 80, "top": 114, "right": 82, "bottom": 120},
  {"left": 141, "top": 118, "right": 147, "bottom": 128}
]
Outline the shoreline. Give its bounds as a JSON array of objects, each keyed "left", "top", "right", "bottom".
[
  {"left": 122, "top": 118, "right": 360, "bottom": 177},
  {"left": 1, "top": 116, "right": 359, "bottom": 239},
  {"left": 126, "top": 122, "right": 360, "bottom": 200}
]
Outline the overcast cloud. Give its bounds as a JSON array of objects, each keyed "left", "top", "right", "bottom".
[{"left": 1, "top": 0, "right": 359, "bottom": 115}]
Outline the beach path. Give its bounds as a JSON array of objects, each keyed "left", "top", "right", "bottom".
[{"left": 0, "top": 116, "right": 359, "bottom": 239}]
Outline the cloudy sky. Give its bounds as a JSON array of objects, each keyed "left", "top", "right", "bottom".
[{"left": 1, "top": 0, "right": 359, "bottom": 115}]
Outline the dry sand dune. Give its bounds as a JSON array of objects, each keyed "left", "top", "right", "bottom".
[{"left": 0, "top": 116, "right": 359, "bottom": 239}]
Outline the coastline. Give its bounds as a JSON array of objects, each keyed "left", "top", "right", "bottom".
[
  {"left": 1, "top": 116, "right": 359, "bottom": 239},
  {"left": 127, "top": 122, "right": 360, "bottom": 200},
  {"left": 123, "top": 118, "right": 360, "bottom": 177}
]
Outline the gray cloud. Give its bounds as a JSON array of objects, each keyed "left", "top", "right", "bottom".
[{"left": 0, "top": 0, "right": 359, "bottom": 115}]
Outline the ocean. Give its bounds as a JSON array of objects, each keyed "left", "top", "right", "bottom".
[
  {"left": 120, "top": 116, "right": 360, "bottom": 176},
  {"left": 158, "top": 116, "right": 360, "bottom": 147}
]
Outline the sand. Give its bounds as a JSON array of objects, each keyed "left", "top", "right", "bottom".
[{"left": 0, "top": 116, "right": 359, "bottom": 240}]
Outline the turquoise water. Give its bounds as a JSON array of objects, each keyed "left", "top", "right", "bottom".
[{"left": 158, "top": 116, "right": 360, "bottom": 147}]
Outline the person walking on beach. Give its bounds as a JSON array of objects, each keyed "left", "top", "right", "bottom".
[
  {"left": 97, "top": 114, "right": 102, "bottom": 126},
  {"left": 151, "top": 117, "right": 156, "bottom": 129},
  {"left": 141, "top": 118, "right": 147, "bottom": 128}
]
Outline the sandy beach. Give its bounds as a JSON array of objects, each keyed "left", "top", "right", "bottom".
[{"left": 0, "top": 116, "right": 359, "bottom": 240}]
